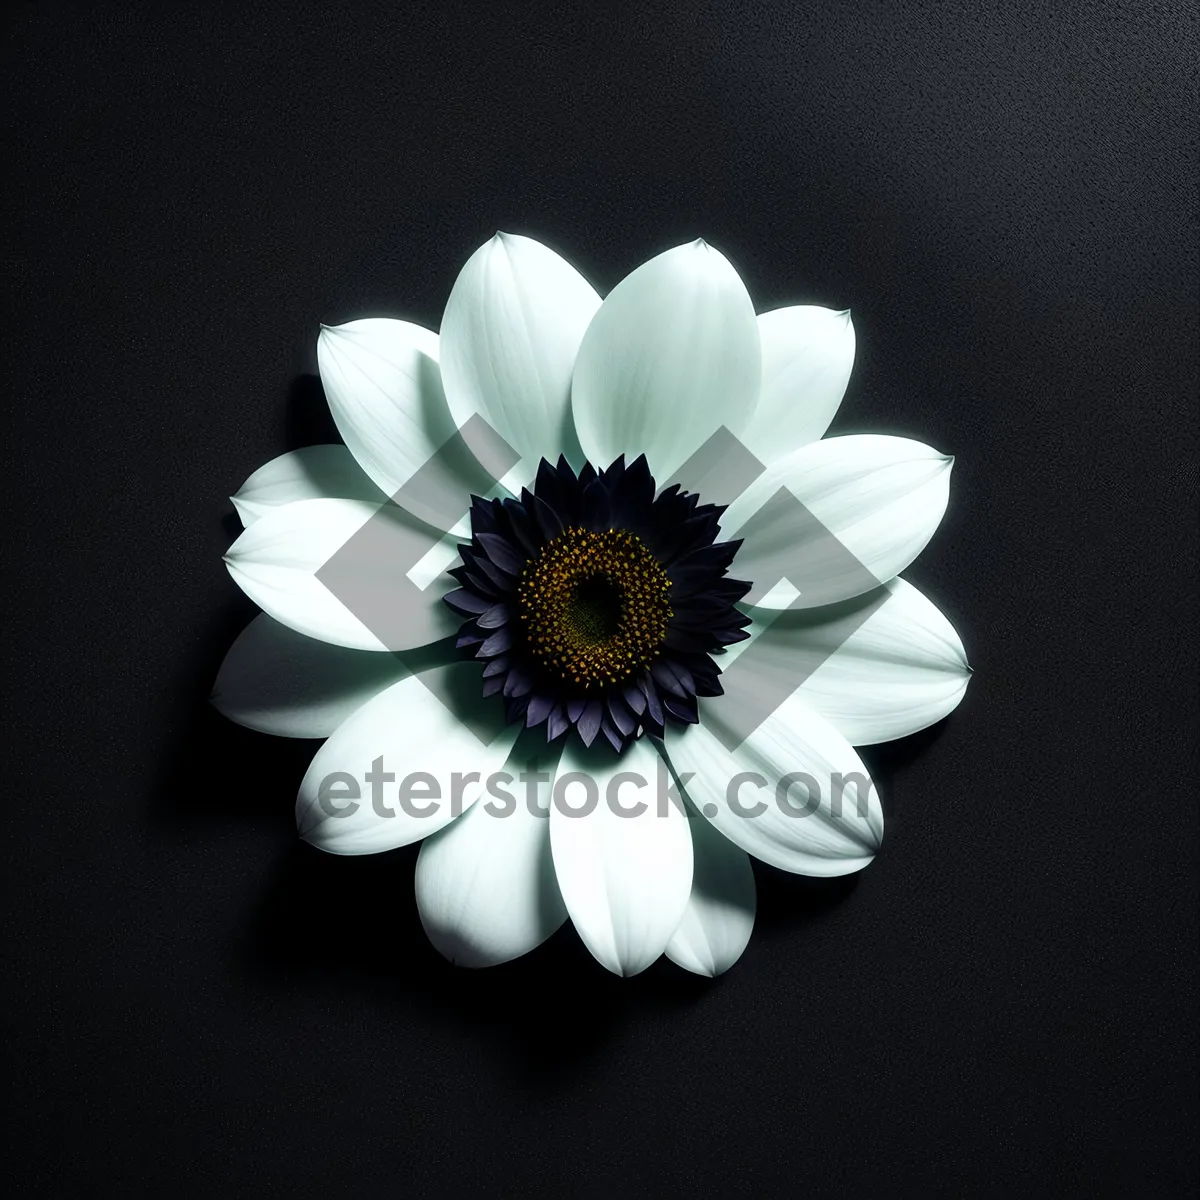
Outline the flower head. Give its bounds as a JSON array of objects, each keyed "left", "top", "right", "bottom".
[
  {"left": 216, "top": 234, "right": 970, "bottom": 977},
  {"left": 447, "top": 453, "right": 752, "bottom": 750}
]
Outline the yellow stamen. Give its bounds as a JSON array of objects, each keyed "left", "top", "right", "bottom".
[{"left": 517, "top": 526, "right": 672, "bottom": 688}]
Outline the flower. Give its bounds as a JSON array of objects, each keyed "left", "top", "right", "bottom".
[{"left": 215, "top": 234, "right": 971, "bottom": 977}]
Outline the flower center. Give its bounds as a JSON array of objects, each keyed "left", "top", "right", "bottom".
[{"left": 517, "top": 526, "right": 672, "bottom": 687}]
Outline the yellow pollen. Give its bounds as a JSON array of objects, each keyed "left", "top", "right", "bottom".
[{"left": 517, "top": 526, "right": 672, "bottom": 688}]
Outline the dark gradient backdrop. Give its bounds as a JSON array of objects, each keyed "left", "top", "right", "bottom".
[{"left": 5, "top": 2, "right": 1197, "bottom": 1196}]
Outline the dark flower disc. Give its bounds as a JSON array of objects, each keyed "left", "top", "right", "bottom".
[{"left": 443, "top": 454, "right": 752, "bottom": 752}]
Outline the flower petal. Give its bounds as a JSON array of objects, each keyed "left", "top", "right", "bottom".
[
  {"left": 737, "top": 578, "right": 972, "bottom": 746},
  {"left": 317, "top": 318, "right": 459, "bottom": 501},
  {"left": 224, "top": 497, "right": 458, "bottom": 651},
  {"left": 665, "top": 807, "right": 755, "bottom": 977},
  {"left": 211, "top": 614, "right": 411, "bottom": 737},
  {"left": 230, "top": 445, "right": 387, "bottom": 527},
  {"left": 439, "top": 233, "right": 601, "bottom": 474},
  {"left": 549, "top": 738, "right": 693, "bottom": 976},
  {"left": 571, "top": 240, "right": 761, "bottom": 479},
  {"left": 721, "top": 434, "right": 953, "bottom": 607},
  {"left": 296, "top": 666, "right": 518, "bottom": 855},
  {"left": 737, "top": 307, "right": 855, "bottom": 465},
  {"left": 663, "top": 692, "right": 883, "bottom": 877},
  {"left": 415, "top": 742, "right": 566, "bottom": 967}
]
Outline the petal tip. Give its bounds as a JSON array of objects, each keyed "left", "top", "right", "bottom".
[{"left": 296, "top": 808, "right": 324, "bottom": 843}]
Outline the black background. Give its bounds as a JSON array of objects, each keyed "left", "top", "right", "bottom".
[{"left": 5, "top": 2, "right": 1197, "bottom": 1195}]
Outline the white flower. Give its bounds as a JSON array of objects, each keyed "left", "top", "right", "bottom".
[{"left": 215, "top": 234, "right": 970, "bottom": 977}]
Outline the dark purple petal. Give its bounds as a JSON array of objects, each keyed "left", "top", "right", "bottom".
[
  {"left": 663, "top": 627, "right": 705, "bottom": 653},
  {"left": 600, "top": 454, "right": 626, "bottom": 489},
  {"left": 476, "top": 532, "right": 526, "bottom": 576},
  {"left": 479, "top": 627, "right": 513, "bottom": 656},
  {"left": 611, "top": 454, "right": 654, "bottom": 525},
  {"left": 469, "top": 494, "right": 499, "bottom": 536},
  {"left": 580, "top": 479, "right": 612, "bottom": 531},
  {"left": 531, "top": 494, "right": 564, "bottom": 542},
  {"left": 476, "top": 603, "right": 511, "bottom": 630},
  {"left": 535, "top": 459, "right": 570, "bottom": 517},
  {"left": 711, "top": 577, "right": 753, "bottom": 602},
  {"left": 650, "top": 659, "right": 690, "bottom": 698},
  {"left": 505, "top": 496, "right": 543, "bottom": 556},
  {"left": 662, "top": 694, "right": 699, "bottom": 724},
  {"left": 677, "top": 540, "right": 742, "bottom": 573},
  {"left": 600, "top": 716, "right": 624, "bottom": 753},
  {"left": 546, "top": 705, "right": 569, "bottom": 740},
  {"left": 606, "top": 694, "right": 635, "bottom": 736},
  {"left": 504, "top": 668, "right": 533, "bottom": 699},
  {"left": 577, "top": 700, "right": 604, "bottom": 747},
  {"left": 639, "top": 672, "right": 664, "bottom": 729},
  {"left": 526, "top": 693, "right": 555, "bottom": 727},
  {"left": 657, "top": 514, "right": 724, "bottom": 566},
  {"left": 443, "top": 588, "right": 493, "bottom": 616},
  {"left": 449, "top": 563, "right": 500, "bottom": 599},
  {"left": 652, "top": 659, "right": 695, "bottom": 698},
  {"left": 461, "top": 546, "right": 517, "bottom": 592}
]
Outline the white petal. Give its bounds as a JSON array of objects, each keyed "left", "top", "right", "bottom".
[
  {"left": 738, "top": 578, "right": 972, "bottom": 746},
  {"left": 230, "top": 444, "right": 386, "bottom": 527},
  {"left": 415, "top": 743, "right": 566, "bottom": 967},
  {"left": 722, "top": 434, "right": 953, "bottom": 607},
  {"left": 571, "top": 240, "right": 761, "bottom": 478},
  {"left": 439, "top": 233, "right": 601, "bottom": 473},
  {"left": 211, "top": 614, "right": 408, "bottom": 737},
  {"left": 664, "top": 692, "right": 883, "bottom": 877},
  {"left": 666, "top": 810, "right": 755, "bottom": 977},
  {"left": 738, "top": 307, "right": 855, "bottom": 464},
  {"left": 296, "top": 666, "right": 518, "bottom": 855},
  {"left": 224, "top": 497, "right": 457, "bottom": 651},
  {"left": 549, "top": 738, "right": 693, "bottom": 977},
  {"left": 317, "top": 318, "right": 448, "bottom": 494}
]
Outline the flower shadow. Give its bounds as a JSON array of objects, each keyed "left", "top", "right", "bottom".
[
  {"left": 152, "top": 374, "right": 347, "bottom": 831},
  {"left": 239, "top": 840, "right": 714, "bottom": 1078},
  {"left": 151, "top": 596, "right": 323, "bottom": 829},
  {"left": 858, "top": 718, "right": 952, "bottom": 823}
]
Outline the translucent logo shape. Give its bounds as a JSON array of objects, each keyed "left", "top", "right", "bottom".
[{"left": 316, "top": 419, "right": 885, "bottom": 750}]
